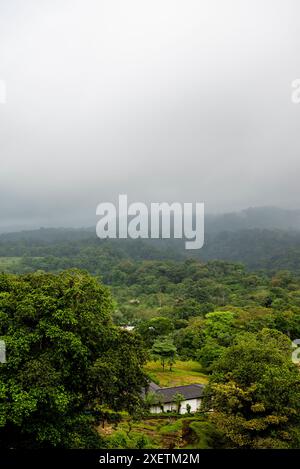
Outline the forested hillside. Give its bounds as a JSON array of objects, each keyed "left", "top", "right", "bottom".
[
  {"left": 1, "top": 214, "right": 300, "bottom": 449},
  {"left": 0, "top": 226, "right": 300, "bottom": 273}
]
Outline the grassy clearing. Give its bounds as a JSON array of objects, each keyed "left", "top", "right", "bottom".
[
  {"left": 158, "top": 419, "right": 183, "bottom": 435},
  {"left": 144, "top": 360, "right": 208, "bottom": 387}
]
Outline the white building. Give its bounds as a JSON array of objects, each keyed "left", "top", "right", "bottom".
[{"left": 147, "top": 383, "right": 204, "bottom": 415}]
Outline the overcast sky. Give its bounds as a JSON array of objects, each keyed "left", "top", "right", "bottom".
[{"left": 0, "top": 0, "right": 300, "bottom": 230}]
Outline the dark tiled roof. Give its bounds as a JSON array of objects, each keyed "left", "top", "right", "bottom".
[
  {"left": 148, "top": 382, "right": 161, "bottom": 392},
  {"left": 141, "top": 381, "right": 161, "bottom": 398},
  {"left": 155, "top": 384, "right": 204, "bottom": 403}
]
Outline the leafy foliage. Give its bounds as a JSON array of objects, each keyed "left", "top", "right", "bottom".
[
  {"left": 0, "top": 270, "right": 147, "bottom": 448},
  {"left": 151, "top": 338, "right": 177, "bottom": 371},
  {"left": 204, "top": 329, "right": 300, "bottom": 448}
]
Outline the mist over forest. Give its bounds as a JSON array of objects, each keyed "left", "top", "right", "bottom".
[{"left": 1, "top": 0, "right": 300, "bottom": 455}]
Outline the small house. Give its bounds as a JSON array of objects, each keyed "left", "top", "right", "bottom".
[{"left": 147, "top": 383, "right": 205, "bottom": 414}]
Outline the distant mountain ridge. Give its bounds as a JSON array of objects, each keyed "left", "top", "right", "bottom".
[
  {"left": 205, "top": 207, "right": 300, "bottom": 233},
  {"left": 1, "top": 207, "right": 300, "bottom": 239},
  {"left": 0, "top": 207, "right": 300, "bottom": 273}
]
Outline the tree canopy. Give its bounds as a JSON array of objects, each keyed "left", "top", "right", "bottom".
[
  {"left": 204, "top": 329, "right": 300, "bottom": 448},
  {"left": 0, "top": 270, "right": 147, "bottom": 448}
]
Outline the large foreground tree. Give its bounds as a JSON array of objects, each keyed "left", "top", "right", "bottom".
[
  {"left": 204, "top": 329, "right": 300, "bottom": 448},
  {"left": 0, "top": 270, "right": 147, "bottom": 448}
]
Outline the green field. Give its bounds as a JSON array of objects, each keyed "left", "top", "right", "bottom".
[{"left": 144, "top": 360, "right": 208, "bottom": 387}]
